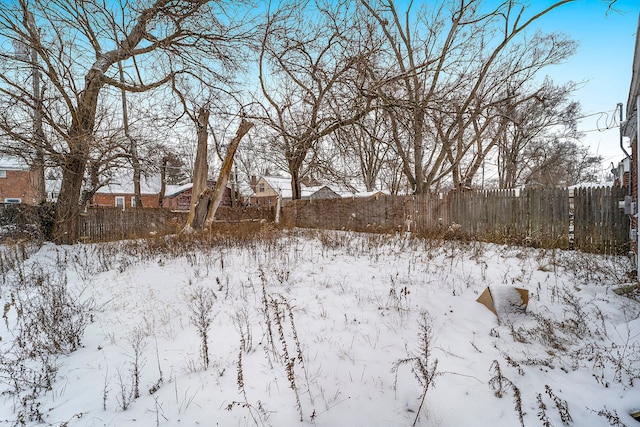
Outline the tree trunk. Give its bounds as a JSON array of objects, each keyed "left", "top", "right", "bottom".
[
  {"left": 413, "top": 109, "right": 425, "bottom": 194},
  {"left": 158, "top": 156, "right": 167, "bottom": 207},
  {"left": 203, "top": 119, "right": 253, "bottom": 228},
  {"left": 132, "top": 153, "right": 142, "bottom": 208},
  {"left": 52, "top": 66, "right": 105, "bottom": 243},
  {"left": 185, "top": 107, "right": 210, "bottom": 229},
  {"left": 53, "top": 144, "right": 89, "bottom": 244},
  {"left": 32, "top": 51, "right": 46, "bottom": 203},
  {"left": 291, "top": 168, "right": 302, "bottom": 200}
]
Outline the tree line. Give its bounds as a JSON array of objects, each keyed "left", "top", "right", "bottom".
[{"left": 0, "top": 0, "right": 614, "bottom": 243}]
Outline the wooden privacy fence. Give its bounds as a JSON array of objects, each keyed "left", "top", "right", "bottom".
[
  {"left": 2, "top": 188, "right": 625, "bottom": 252},
  {"left": 572, "top": 186, "right": 630, "bottom": 254},
  {"left": 281, "top": 187, "right": 630, "bottom": 254},
  {"left": 77, "top": 208, "right": 186, "bottom": 242},
  {"left": 76, "top": 206, "right": 276, "bottom": 242}
]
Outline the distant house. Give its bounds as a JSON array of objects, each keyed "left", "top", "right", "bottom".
[
  {"left": 0, "top": 156, "right": 43, "bottom": 205},
  {"left": 308, "top": 185, "right": 341, "bottom": 200},
  {"left": 163, "top": 180, "right": 233, "bottom": 211},
  {"left": 248, "top": 175, "right": 342, "bottom": 206},
  {"left": 90, "top": 173, "right": 169, "bottom": 208},
  {"left": 88, "top": 170, "right": 235, "bottom": 211},
  {"left": 350, "top": 190, "right": 387, "bottom": 200},
  {"left": 612, "top": 157, "right": 632, "bottom": 188},
  {"left": 45, "top": 178, "right": 61, "bottom": 202},
  {"left": 249, "top": 175, "right": 290, "bottom": 207}
]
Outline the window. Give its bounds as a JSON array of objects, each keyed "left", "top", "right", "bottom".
[
  {"left": 4, "top": 198, "right": 21, "bottom": 204},
  {"left": 0, "top": 170, "right": 6, "bottom": 178},
  {"left": 258, "top": 183, "right": 265, "bottom": 193},
  {"left": 131, "top": 197, "right": 136, "bottom": 208},
  {"left": 115, "top": 196, "right": 125, "bottom": 208}
]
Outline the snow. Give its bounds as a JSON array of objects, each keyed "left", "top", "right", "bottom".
[
  {"left": 2, "top": 230, "right": 640, "bottom": 426},
  {"left": 96, "top": 171, "right": 182, "bottom": 196},
  {"left": 0, "top": 156, "right": 29, "bottom": 171},
  {"left": 164, "top": 182, "right": 194, "bottom": 197}
]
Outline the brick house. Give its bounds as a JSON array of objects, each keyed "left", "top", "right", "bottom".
[
  {"left": 91, "top": 191, "right": 163, "bottom": 209},
  {"left": 90, "top": 174, "right": 168, "bottom": 208},
  {"left": 623, "top": 14, "right": 640, "bottom": 274},
  {"left": 88, "top": 170, "right": 234, "bottom": 211},
  {"left": 163, "top": 180, "right": 233, "bottom": 211},
  {"left": 0, "top": 157, "right": 42, "bottom": 205}
]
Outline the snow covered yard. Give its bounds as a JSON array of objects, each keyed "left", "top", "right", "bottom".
[{"left": 1, "top": 229, "right": 639, "bottom": 426}]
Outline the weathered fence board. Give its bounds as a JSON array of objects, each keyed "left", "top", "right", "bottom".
[
  {"left": 573, "top": 186, "right": 629, "bottom": 254},
  {"left": 77, "top": 208, "right": 184, "bottom": 242}
]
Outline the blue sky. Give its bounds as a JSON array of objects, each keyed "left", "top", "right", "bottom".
[{"left": 530, "top": 0, "right": 638, "bottom": 166}]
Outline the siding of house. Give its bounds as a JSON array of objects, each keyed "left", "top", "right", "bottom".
[
  {"left": 91, "top": 193, "right": 160, "bottom": 208},
  {"left": 163, "top": 188, "right": 194, "bottom": 211},
  {"left": 624, "top": 14, "right": 640, "bottom": 273},
  {"left": 0, "top": 168, "right": 41, "bottom": 205},
  {"left": 255, "top": 177, "right": 280, "bottom": 197},
  {"left": 248, "top": 177, "right": 280, "bottom": 207},
  {"left": 164, "top": 184, "right": 234, "bottom": 211}
]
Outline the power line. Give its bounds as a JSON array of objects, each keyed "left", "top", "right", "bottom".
[
  {"left": 581, "top": 126, "right": 619, "bottom": 133},
  {"left": 575, "top": 106, "right": 621, "bottom": 133}
]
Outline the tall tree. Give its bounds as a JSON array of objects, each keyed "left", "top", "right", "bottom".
[
  {"left": 497, "top": 79, "right": 581, "bottom": 189},
  {"left": 360, "top": 0, "right": 575, "bottom": 193},
  {"left": 434, "top": 31, "right": 577, "bottom": 189},
  {"left": 328, "top": 109, "right": 394, "bottom": 192},
  {"left": 524, "top": 137, "right": 601, "bottom": 187},
  {"left": 185, "top": 107, "right": 211, "bottom": 229},
  {"left": 0, "top": 0, "right": 251, "bottom": 243},
  {"left": 257, "top": 0, "right": 376, "bottom": 199}
]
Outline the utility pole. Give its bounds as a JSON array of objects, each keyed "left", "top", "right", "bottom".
[
  {"left": 12, "top": 13, "right": 47, "bottom": 203},
  {"left": 31, "top": 38, "right": 46, "bottom": 203},
  {"left": 16, "top": 12, "right": 47, "bottom": 202}
]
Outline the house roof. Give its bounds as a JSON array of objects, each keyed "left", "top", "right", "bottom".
[
  {"left": 256, "top": 176, "right": 346, "bottom": 199},
  {"left": 351, "top": 190, "right": 387, "bottom": 198},
  {"left": 0, "top": 156, "right": 30, "bottom": 171},
  {"left": 164, "top": 179, "right": 246, "bottom": 198},
  {"left": 237, "top": 180, "right": 253, "bottom": 198},
  {"left": 96, "top": 172, "right": 165, "bottom": 195},
  {"left": 262, "top": 175, "right": 291, "bottom": 192},
  {"left": 567, "top": 182, "right": 611, "bottom": 190},
  {"left": 165, "top": 182, "right": 193, "bottom": 197}
]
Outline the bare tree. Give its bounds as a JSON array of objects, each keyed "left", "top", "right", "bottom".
[
  {"left": 202, "top": 119, "right": 253, "bottom": 228},
  {"left": 360, "top": 0, "right": 575, "bottom": 193},
  {"left": 117, "top": 59, "right": 143, "bottom": 208},
  {"left": 0, "top": 0, "right": 252, "bottom": 243},
  {"left": 327, "top": 109, "right": 394, "bottom": 192},
  {"left": 257, "top": 0, "right": 376, "bottom": 199},
  {"left": 524, "top": 137, "right": 601, "bottom": 188},
  {"left": 185, "top": 107, "right": 211, "bottom": 229},
  {"left": 497, "top": 79, "right": 581, "bottom": 189}
]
